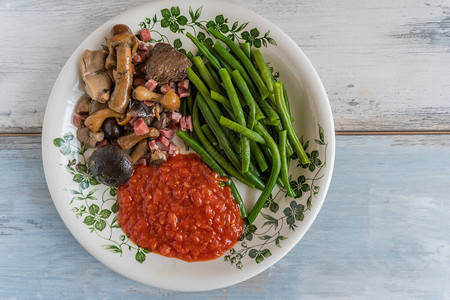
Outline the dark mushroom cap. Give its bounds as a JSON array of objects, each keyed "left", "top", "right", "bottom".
[{"left": 87, "top": 144, "right": 134, "bottom": 186}]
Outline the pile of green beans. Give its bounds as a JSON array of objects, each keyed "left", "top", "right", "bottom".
[{"left": 182, "top": 29, "right": 310, "bottom": 223}]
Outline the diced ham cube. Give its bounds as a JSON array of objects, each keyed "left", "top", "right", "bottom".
[
  {"left": 148, "top": 140, "right": 159, "bottom": 151},
  {"left": 73, "top": 114, "right": 86, "bottom": 128},
  {"left": 178, "top": 79, "right": 189, "bottom": 90},
  {"left": 136, "top": 158, "right": 148, "bottom": 165},
  {"left": 140, "top": 29, "right": 151, "bottom": 42},
  {"left": 177, "top": 88, "right": 190, "bottom": 98},
  {"left": 133, "top": 118, "right": 150, "bottom": 135},
  {"left": 169, "top": 111, "right": 182, "bottom": 124},
  {"left": 168, "top": 142, "right": 179, "bottom": 156},
  {"left": 185, "top": 115, "right": 193, "bottom": 131},
  {"left": 138, "top": 50, "right": 149, "bottom": 61},
  {"left": 180, "top": 116, "right": 187, "bottom": 131},
  {"left": 159, "top": 128, "right": 175, "bottom": 139},
  {"left": 138, "top": 41, "right": 149, "bottom": 52},
  {"left": 134, "top": 78, "right": 147, "bottom": 87},
  {"left": 180, "top": 116, "right": 193, "bottom": 131},
  {"left": 157, "top": 135, "right": 170, "bottom": 147},
  {"left": 96, "top": 139, "right": 109, "bottom": 148},
  {"left": 160, "top": 84, "right": 172, "bottom": 94},
  {"left": 144, "top": 79, "right": 158, "bottom": 92},
  {"left": 132, "top": 54, "right": 143, "bottom": 64},
  {"left": 129, "top": 117, "right": 139, "bottom": 127}
]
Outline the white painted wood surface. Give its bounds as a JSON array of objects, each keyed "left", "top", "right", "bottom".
[
  {"left": 1, "top": 0, "right": 449, "bottom": 298},
  {"left": 0, "top": 0, "right": 449, "bottom": 133},
  {"left": 1, "top": 135, "right": 449, "bottom": 299}
]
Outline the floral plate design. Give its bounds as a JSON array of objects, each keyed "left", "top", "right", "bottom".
[{"left": 42, "top": 0, "right": 335, "bottom": 291}]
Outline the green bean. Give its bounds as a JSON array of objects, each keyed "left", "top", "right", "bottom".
[
  {"left": 220, "top": 116, "right": 266, "bottom": 144},
  {"left": 187, "top": 67, "right": 225, "bottom": 124},
  {"left": 197, "top": 95, "right": 265, "bottom": 190},
  {"left": 274, "top": 82, "right": 310, "bottom": 165},
  {"left": 176, "top": 130, "right": 248, "bottom": 218},
  {"left": 261, "top": 118, "right": 280, "bottom": 126},
  {"left": 219, "top": 68, "right": 250, "bottom": 173},
  {"left": 257, "top": 97, "right": 279, "bottom": 121},
  {"left": 192, "top": 56, "right": 222, "bottom": 93},
  {"left": 230, "top": 70, "right": 260, "bottom": 129},
  {"left": 201, "top": 124, "right": 219, "bottom": 147},
  {"left": 278, "top": 130, "right": 295, "bottom": 197},
  {"left": 251, "top": 141, "right": 268, "bottom": 172},
  {"left": 213, "top": 41, "right": 258, "bottom": 97},
  {"left": 205, "top": 61, "right": 221, "bottom": 85},
  {"left": 241, "top": 42, "right": 251, "bottom": 59},
  {"left": 203, "top": 42, "right": 234, "bottom": 74},
  {"left": 283, "top": 84, "right": 294, "bottom": 122},
  {"left": 248, "top": 122, "right": 281, "bottom": 223},
  {"left": 193, "top": 102, "right": 254, "bottom": 189},
  {"left": 186, "top": 32, "right": 221, "bottom": 70},
  {"left": 187, "top": 84, "right": 194, "bottom": 115},
  {"left": 252, "top": 49, "right": 275, "bottom": 104},
  {"left": 208, "top": 28, "right": 269, "bottom": 100},
  {"left": 211, "top": 90, "right": 232, "bottom": 110}
]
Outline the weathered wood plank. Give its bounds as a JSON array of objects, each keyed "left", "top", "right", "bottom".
[
  {"left": 0, "top": 0, "right": 449, "bottom": 133},
  {"left": 1, "top": 135, "right": 449, "bottom": 298}
]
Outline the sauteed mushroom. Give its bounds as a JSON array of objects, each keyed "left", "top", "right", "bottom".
[
  {"left": 117, "top": 128, "right": 159, "bottom": 150},
  {"left": 133, "top": 86, "right": 180, "bottom": 111},
  {"left": 84, "top": 108, "right": 123, "bottom": 132},
  {"left": 76, "top": 127, "right": 104, "bottom": 148},
  {"left": 80, "top": 50, "right": 111, "bottom": 103},
  {"left": 107, "top": 24, "right": 138, "bottom": 113}
]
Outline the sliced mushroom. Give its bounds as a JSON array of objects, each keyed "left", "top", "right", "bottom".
[
  {"left": 76, "top": 127, "right": 105, "bottom": 148},
  {"left": 84, "top": 108, "right": 123, "bottom": 132},
  {"left": 133, "top": 86, "right": 180, "bottom": 111},
  {"left": 117, "top": 128, "right": 159, "bottom": 150},
  {"left": 107, "top": 24, "right": 138, "bottom": 113},
  {"left": 76, "top": 94, "right": 91, "bottom": 114},
  {"left": 80, "top": 50, "right": 112, "bottom": 103},
  {"left": 150, "top": 150, "right": 167, "bottom": 166},
  {"left": 130, "top": 139, "right": 149, "bottom": 163}
]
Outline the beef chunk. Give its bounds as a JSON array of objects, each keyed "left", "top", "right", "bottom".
[{"left": 145, "top": 43, "right": 192, "bottom": 85}]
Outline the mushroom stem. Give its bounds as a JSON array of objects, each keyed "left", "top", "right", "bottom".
[
  {"left": 84, "top": 107, "right": 123, "bottom": 132},
  {"left": 130, "top": 139, "right": 149, "bottom": 163},
  {"left": 117, "top": 128, "right": 159, "bottom": 150},
  {"left": 132, "top": 86, "right": 180, "bottom": 111},
  {"left": 108, "top": 43, "right": 133, "bottom": 113}
]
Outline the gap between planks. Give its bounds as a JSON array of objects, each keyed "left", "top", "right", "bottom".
[{"left": 1, "top": 131, "right": 450, "bottom": 137}]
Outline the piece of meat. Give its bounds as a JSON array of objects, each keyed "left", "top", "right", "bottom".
[
  {"left": 133, "top": 118, "right": 150, "bottom": 135},
  {"left": 168, "top": 111, "right": 182, "bottom": 124},
  {"left": 80, "top": 50, "right": 112, "bottom": 103},
  {"left": 159, "top": 128, "right": 175, "bottom": 139},
  {"left": 152, "top": 112, "right": 171, "bottom": 129},
  {"left": 140, "top": 29, "right": 152, "bottom": 42},
  {"left": 144, "top": 79, "right": 158, "bottom": 92},
  {"left": 150, "top": 150, "right": 167, "bottom": 166},
  {"left": 145, "top": 43, "right": 192, "bottom": 85}
]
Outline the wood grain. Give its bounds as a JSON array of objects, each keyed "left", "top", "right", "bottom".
[
  {"left": 0, "top": 0, "right": 449, "bottom": 133},
  {"left": 1, "top": 135, "right": 449, "bottom": 299}
]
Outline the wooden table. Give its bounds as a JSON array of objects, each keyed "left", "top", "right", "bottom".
[{"left": 1, "top": 0, "right": 449, "bottom": 298}]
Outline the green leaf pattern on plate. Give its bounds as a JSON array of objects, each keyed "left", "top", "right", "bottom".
[{"left": 54, "top": 6, "right": 326, "bottom": 269}]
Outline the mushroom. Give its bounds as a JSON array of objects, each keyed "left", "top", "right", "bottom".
[
  {"left": 76, "top": 127, "right": 105, "bottom": 148},
  {"left": 80, "top": 50, "right": 112, "bottom": 103},
  {"left": 150, "top": 150, "right": 167, "bottom": 166},
  {"left": 87, "top": 144, "right": 134, "bottom": 186},
  {"left": 76, "top": 94, "right": 91, "bottom": 115},
  {"left": 107, "top": 24, "right": 138, "bottom": 113},
  {"left": 133, "top": 86, "right": 180, "bottom": 111},
  {"left": 130, "top": 139, "right": 149, "bottom": 163},
  {"left": 117, "top": 128, "right": 159, "bottom": 150},
  {"left": 89, "top": 100, "right": 108, "bottom": 115},
  {"left": 151, "top": 112, "right": 171, "bottom": 129},
  {"left": 84, "top": 107, "right": 123, "bottom": 132},
  {"left": 102, "top": 118, "right": 124, "bottom": 139}
]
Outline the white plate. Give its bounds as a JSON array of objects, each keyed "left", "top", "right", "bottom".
[{"left": 42, "top": 0, "right": 335, "bottom": 291}]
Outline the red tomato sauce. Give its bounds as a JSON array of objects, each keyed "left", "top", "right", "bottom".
[{"left": 117, "top": 153, "right": 244, "bottom": 262}]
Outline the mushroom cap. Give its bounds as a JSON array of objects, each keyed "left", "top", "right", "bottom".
[
  {"left": 107, "top": 33, "right": 138, "bottom": 55},
  {"left": 88, "top": 144, "right": 134, "bottom": 186},
  {"left": 111, "top": 24, "right": 133, "bottom": 35}
]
